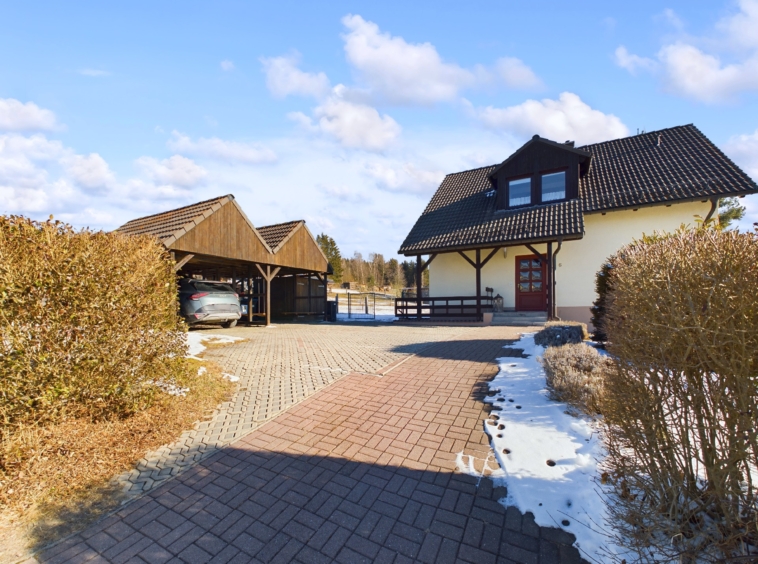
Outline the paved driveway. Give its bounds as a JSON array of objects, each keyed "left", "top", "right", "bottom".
[{"left": 36, "top": 323, "right": 586, "bottom": 564}]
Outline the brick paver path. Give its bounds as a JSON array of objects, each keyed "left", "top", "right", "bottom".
[
  {"left": 36, "top": 325, "right": 587, "bottom": 564},
  {"left": 117, "top": 323, "right": 474, "bottom": 497}
]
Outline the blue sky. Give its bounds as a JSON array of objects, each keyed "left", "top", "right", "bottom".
[{"left": 2, "top": 0, "right": 757, "bottom": 259}]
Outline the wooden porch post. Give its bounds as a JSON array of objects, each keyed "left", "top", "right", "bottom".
[
  {"left": 416, "top": 255, "right": 422, "bottom": 320},
  {"left": 475, "top": 249, "right": 482, "bottom": 321},
  {"left": 546, "top": 242, "right": 553, "bottom": 319}
]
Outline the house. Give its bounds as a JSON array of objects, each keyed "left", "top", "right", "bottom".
[{"left": 398, "top": 125, "right": 758, "bottom": 325}]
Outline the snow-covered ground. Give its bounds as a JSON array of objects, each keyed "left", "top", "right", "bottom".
[
  {"left": 186, "top": 331, "right": 242, "bottom": 358},
  {"left": 485, "top": 334, "right": 626, "bottom": 562}
]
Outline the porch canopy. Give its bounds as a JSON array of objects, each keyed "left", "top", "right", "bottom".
[{"left": 118, "top": 195, "right": 330, "bottom": 325}]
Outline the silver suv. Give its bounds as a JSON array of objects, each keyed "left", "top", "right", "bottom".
[{"left": 178, "top": 279, "right": 241, "bottom": 328}]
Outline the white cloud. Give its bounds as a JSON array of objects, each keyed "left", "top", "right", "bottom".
[
  {"left": 314, "top": 91, "right": 401, "bottom": 151},
  {"left": 613, "top": 46, "right": 658, "bottom": 75},
  {"left": 0, "top": 98, "right": 58, "bottom": 131},
  {"left": 319, "top": 184, "right": 371, "bottom": 204},
  {"left": 657, "top": 43, "right": 758, "bottom": 103},
  {"left": 79, "top": 69, "right": 111, "bottom": 77},
  {"left": 62, "top": 153, "right": 115, "bottom": 191},
  {"left": 341, "top": 14, "right": 474, "bottom": 105},
  {"left": 135, "top": 155, "right": 207, "bottom": 188},
  {"left": 724, "top": 128, "right": 758, "bottom": 179},
  {"left": 364, "top": 161, "right": 444, "bottom": 195},
  {"left": 468, "top": 92, "right": 629, "bottom": 145},
  {"left": 657, "top": 8, "right": 685, "bottom": 30},
  {"left": 260, "top": 52, "right": 331, "bottom": 99},
  {"left": 494, "top": 57, "right": 543, "bottom": 89},
  {"left": 615, "top": 1, "right": 758, "bottom": 103},
  {"left": 220, "top": 60, "right": 235, "bottom": 71},
  {"left": 716, "top": 0, "right": 758, "bottom": 50},
  {"left": 293, "top": 86, "right": 401, "bottom": 151},
  {"left": 168, "top": 131, "right": 277, "bottom": 164}
]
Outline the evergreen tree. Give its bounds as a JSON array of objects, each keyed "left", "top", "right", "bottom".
[
  {"left": 316, "top": 233, "right": 343, "bottom": 283},
  {"left": 718, "top": 197, "right": 746, "bottom": 229}
]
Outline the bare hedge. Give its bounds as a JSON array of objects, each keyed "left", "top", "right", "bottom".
[
  {"left": 0, "top": 216, "right": 187, "bottom": 434},
  {"left": 540, "top": 343, "right": 610, "bottom": 415},
  {"left": 603, "top": 226, "right": 758, "bottom": 560}
]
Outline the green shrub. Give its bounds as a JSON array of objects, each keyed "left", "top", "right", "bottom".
[
  {"left": 602, "top": 226, "right": 758, "bottom": 560},
  {"left": 0, "top": 216, "right": 187, "bottom": 434},
  {"left": 589, "top": 258, "right": 615, "bottom": 342},
  {"left": 534, "top": 321, "right": 588, "bottom": 347},
  {"left": 539, "top": 343, "right": 610, "bottom": 415}
]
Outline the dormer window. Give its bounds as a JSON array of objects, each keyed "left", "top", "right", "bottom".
[
  {"left": 541, "top": 171, "right": 566, "bottom": 202},
  {"left": 509, "top": 177, "right": 531, "bottom": 207}
]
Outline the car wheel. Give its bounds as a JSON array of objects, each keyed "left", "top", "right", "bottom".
[{"left": 223, "top": 319, "right": 237, "bottom": 328}]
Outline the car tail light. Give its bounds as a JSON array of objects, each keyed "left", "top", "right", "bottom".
[{"left": 190, "top": 292, "right": 209, "bottom": 300}]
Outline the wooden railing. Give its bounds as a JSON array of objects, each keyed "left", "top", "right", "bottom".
[{"left": 395, "top": 296, "right": 494, "bottom": 320}]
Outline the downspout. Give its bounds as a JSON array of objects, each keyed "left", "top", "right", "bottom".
[
  {"left": 552, "top": 238, "right": 563, "bottom": 320},
  {"left": 703, "top": 197, "right": 719, "bottom": 224}
]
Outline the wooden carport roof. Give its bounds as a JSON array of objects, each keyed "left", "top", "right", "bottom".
[{"left": 117, "top": 194, "right": 329, "bottom": 274}]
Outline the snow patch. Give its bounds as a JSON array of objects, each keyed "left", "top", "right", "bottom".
[
  {"left": 222, "top": 373, "right": 240, "bottom": 382},
  {"left": 186, "top": 332, "right": 242, "bottom": 358},
  {"left": 486, "top": 334, "right": 626, "bottom": 561}
]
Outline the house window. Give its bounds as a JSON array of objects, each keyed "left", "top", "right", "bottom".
[
  {"left": 509, "top": 177, "right": 531, "bottom": 206},
  {"left": 541, "top": 171, "right": 566, "bottom": 202}
]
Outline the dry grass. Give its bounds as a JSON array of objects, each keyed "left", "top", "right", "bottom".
[
  {"left": 539, "top": 343, "right": 611, "bottom": 415},
  {"left": 0, "top": 358, "right": 233, "bottom": 561}
]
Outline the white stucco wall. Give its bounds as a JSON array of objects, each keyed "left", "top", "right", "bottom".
[{"left": 428, "top": 201, "right": 710, "bottom": 320}]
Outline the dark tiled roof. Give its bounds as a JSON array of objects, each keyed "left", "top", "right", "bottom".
[
  {"left": 579, "top": 125, "right": 757, "bottom": 211},
  {"left": 256, "top": 220, "right": 303, "bottom": 251},
  {"left": 399, "top": 124, "right": 757, "bottom": 255},
  {"left": 399, "top": 166, "right": 583, "bottom": 254},
  {"left": 117, "top": 195, "right": 232, "bottom": 242}
]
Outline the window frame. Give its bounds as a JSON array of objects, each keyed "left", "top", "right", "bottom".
[
  {"left": 540, "top": 168, "right": 568, "bottom": 203},
  {"left": 506, "top": 175, "right": 533, "bottom": 208}
]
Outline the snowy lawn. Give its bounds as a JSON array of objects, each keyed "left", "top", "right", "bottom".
[{"left": 485, "top": 333, "right": 626, "bottom": 562}]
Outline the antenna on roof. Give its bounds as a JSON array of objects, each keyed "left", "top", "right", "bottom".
[{"left": 657, "top": 134, "right": 662, "bottom": 147}]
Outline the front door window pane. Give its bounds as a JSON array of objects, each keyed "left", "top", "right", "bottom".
[
  {"left": 542, "top": 171, "right": 566, "bottom": 202},
  {"left": 531, "top": 282, "right": 542, "bottom": 292},
  {"left": 519, "top": 283, "right": 530, "bottom": 292},
  {"left": 509, "top": 178, "right": 531, "bottom": 206},
  {"left": 531, "top": 270, "right": 542, "bottom": 281}
]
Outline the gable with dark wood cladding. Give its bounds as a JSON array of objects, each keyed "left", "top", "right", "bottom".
[{"left": 492, "top": 140, "right": 587, "bottom": 210}]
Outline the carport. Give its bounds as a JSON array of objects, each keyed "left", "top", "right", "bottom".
[{"left": 118, "top": 195, "right": 330, "bottom": 325}]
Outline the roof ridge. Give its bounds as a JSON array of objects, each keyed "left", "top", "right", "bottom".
[
  {"left": 119, "top": 194, "right": 234, "bottom": 226},
  {"left": 258, "top": 219, "right": 304, "bottom": 230}
]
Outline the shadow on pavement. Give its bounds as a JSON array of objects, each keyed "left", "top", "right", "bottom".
[{"left": 35, "top": 448, "right": 587, "bottom": 564}]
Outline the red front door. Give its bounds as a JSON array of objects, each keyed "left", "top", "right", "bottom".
[{"left": 515, "top": 255, "right": 546, "bottom": 311}]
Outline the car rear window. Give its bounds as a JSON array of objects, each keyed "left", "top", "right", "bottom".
[{"left": 191, "top": 282, "right": 236, "bottom": 293}]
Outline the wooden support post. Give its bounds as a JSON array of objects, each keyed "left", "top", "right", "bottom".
[
  {"left": 307, "top": 272, "right": 312, "bottom": 315},
  {"left": 475, "top": 249, "right": 482, "bottom": 321},
  {"left": 416, "top": 255, "right": 422, "bottom": 320},
  {"left": 546, "top": 242, "right": 553, "bottom": 319},
  {"left": 247, "top": 265, "right": 253, "bottom": 323},
  {"left": 255, "top": 264, "right": 281, "bottom": 327},
  {"left": 173, "top": 253, "right": 195, "bottom": 272}
]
